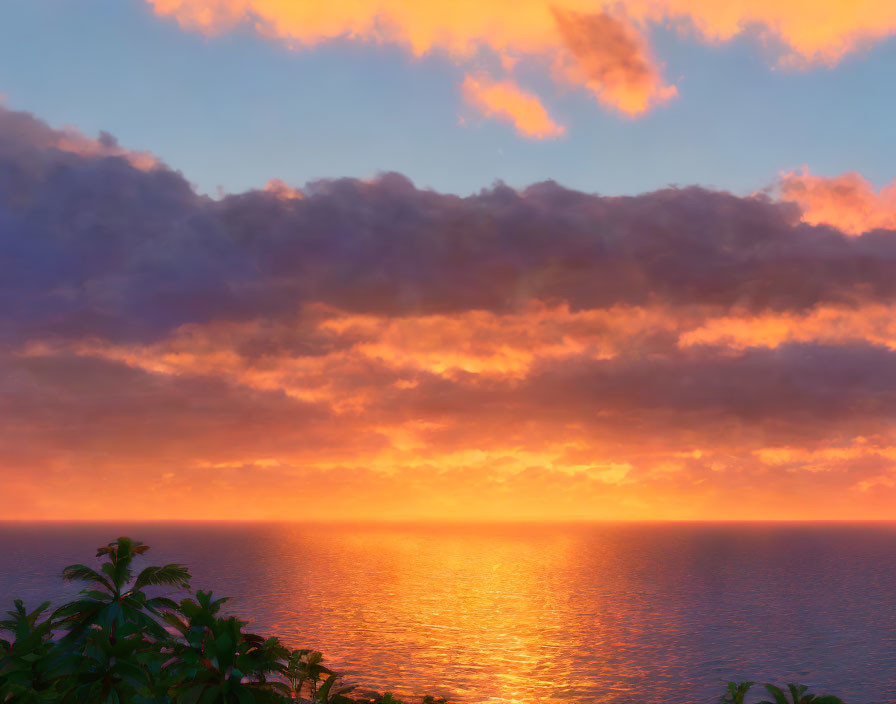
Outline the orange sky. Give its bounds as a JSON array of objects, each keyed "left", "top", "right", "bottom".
[{"left": 3, "top": 107, "right": 896, "bottom": 521}]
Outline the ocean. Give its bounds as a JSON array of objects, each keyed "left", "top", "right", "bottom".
[{"left": 1, "top": 522, "right": 894, "bottom": 703}]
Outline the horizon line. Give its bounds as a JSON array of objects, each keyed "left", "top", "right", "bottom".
[{"left": 3, "top": 518, "right": 896, "bottom": 525}]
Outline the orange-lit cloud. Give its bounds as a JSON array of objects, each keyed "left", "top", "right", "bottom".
[
  {"left": 551, "top": 7, "right": 676, "bottom": 115},
  {"left": 146, "top": 0, "right": 896, "bottom": 130},
  {"left": 779, "top": 168, "right": 896, "bottom": 235},
  {"left": 263, "top": 178, "right": 304, "bottom": 199},
  {"left": 624, "top": 0, "right": 896, "bottom": 66},
  {"left": 52, "top": 130, "right": 160, "bottom": 171},
  {"left": 147, "top": 0, "right": 678, "bottom": 119},
  {"left": 0, "top": 105, "right": 160, "bottom": 171},
  {"left": 5, "top": 106, "right": 896, "bottom": 521},
  {"left": 461, "top": 75, "right": 564, "bottom": 138},
  {"left": 679, "top": 304, "right": 896, "bottom": 351},
  {"left": 147, "top": 0, "right": 896, "bottom": 65},
  {"left": 11, "top": 297, "right": 896, "bottom": 520}
]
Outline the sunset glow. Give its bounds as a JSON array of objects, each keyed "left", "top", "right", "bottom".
[
  {"left": 1, "top": 1, "right": 896, "bottom": 523},
  {"left": 5, "top": 8, "right": 896, "bottom": 704},
  {"left": 0, "top": 104, "right": 894, "bottom": 521}
]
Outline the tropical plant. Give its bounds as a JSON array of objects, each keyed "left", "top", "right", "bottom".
[
  {"left": 313, "top": 672, "right": 357, "bottom": 704},
  {"left": 54, "top": 537, "right": 191, "bottom": 644},
  {"left": 370, "top": 694, "right": 402, "bottom": 704},
  {"left": 162, "top": 589, "right": 230, "bottom": 635},
  {"left": 51, "top": 622, "right": 154, "bottom": 703},
  {"left": 0, "top": 600, "right": 56, "bottom": 703},
  {"left": 283, "top": 648, "right": 334, "bottom": 700},
  {"left": 722, "top": 681, "right": 755, "bottom": 704},
  {"left": 164, "top": 592, "right": 290, "bottom": 703},
  {"left": 759, "top": 683, "right": 845, "bottom": 704}
]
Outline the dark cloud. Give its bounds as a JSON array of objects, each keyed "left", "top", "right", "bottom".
[
  {"left": 359, "top": 342, "right": 896, "bottom": 450},
  {"left": 0, "top": 351, "right": 330, "bottom": 461},
  {"left": 4, "top": 107, "right": 896, "bottom": 518},
  {"left": 4, "top": 106, "right": 896, "bottom": 346}
]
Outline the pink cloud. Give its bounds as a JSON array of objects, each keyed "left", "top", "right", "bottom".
[{"left": 779, "top": 168, "right": 896, "bottom": 235}]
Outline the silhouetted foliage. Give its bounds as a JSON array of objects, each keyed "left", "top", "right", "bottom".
[
  {"left": 758, "top": 683, "right": 844, "bottom": 704},
  {"left": 0, "top": 537, "right": 848, "bottom": 703},
  {"left": 723, "top": 681, "right": 755, "bottom": 704}
]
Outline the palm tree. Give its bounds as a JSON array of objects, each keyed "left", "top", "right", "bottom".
[
  {"left": 314, "top": 672, "right": 357, "bottom": 704},
  {"left": 54, "top": 537, "right": 190, "bottom": 643},
  {"left": 722, "top": 681, "right": 755, "bottom": 704},
  {"left": 162, "top": 589, "right": 229, "bottom": 634},
  {"left": 759, "top": 683, "right": 844, "bottom": 704}
]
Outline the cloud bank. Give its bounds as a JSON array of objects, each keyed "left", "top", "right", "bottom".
[{"left": 3, "top": 106, "right": 896, "bottom": 520}]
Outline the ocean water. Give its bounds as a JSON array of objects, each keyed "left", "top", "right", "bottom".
[{"left": 1, "top": 522, "right": 894, "bottom": 704}]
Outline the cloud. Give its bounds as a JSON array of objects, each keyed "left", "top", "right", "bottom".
[
  {"left": 778, "top": 168, "right": 896, "bottom": 235},
  {"left": 147, "top": 0, "right": 676, "bottom": 121},
  {"left": 4, "top": 106, "right": 896, "bottom": 519},
  {"left": 0, "top": 106, "right": 161, "bottom": 172},
  {"left": 263, "top": 178, "right": 305, "bottom": 200},
  {"left": 551, "top": 8, "right": 676, "bottom": 115},
  {"left": 679, "top": 304, "right": 896, "bottom": 350},
  {"left": 635, "top": 0, "right": 896, "bottom": 66},
  {"left": 461, "top": 74, "right": 564, "bottom": 138},
  {"left": 146, "top": 0, "right": 896, "bottom": 131}
]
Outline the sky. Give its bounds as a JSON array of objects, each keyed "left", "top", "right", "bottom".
[{"left": 2, "top": 1, "right": 896, "bottom": 520}]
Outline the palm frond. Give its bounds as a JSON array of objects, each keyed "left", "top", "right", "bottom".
[
  {"left": 61, "top": 564, "right": 114, "bottom": 593},
  {"left": 133, "top": 564, "right": 191, "bottom": 591},
  {"left": 145, "top": 596, "right": 182, "bottom": 613},
  {"left": 52, "top": 598, "right": 104, "bottom": 623}
]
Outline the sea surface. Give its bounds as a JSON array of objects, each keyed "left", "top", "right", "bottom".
[{"left": 1, "top": 522, "right": 895, "bottom": 704}]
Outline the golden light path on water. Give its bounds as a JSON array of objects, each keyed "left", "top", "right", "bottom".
[
  {"left": 267, "top": 525, "right": 581, "bottom": 703},
  {"left": 212, "top": 523, "right": 896, "bottom": 704},
  {"left": 3, "top": 522, "right": 895, "bottom": 703}
]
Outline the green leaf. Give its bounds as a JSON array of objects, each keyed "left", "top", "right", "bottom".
[{"left": 764, "top": 684, "right": 790, "bottom": 704}]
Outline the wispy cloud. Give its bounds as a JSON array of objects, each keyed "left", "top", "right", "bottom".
[{"left": 462, "top": 74, "right": 564, "bottom": 138}]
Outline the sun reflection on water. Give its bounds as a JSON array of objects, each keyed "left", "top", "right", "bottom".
[
  {"left": 243, "top": 523, "right": 896, "bottom": 704},
  {"left": 265, "top": 525, "right": 585, "bottom": 703},
  {"left": 3, "top": 522, "right": 895, "bottom": 704}
]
